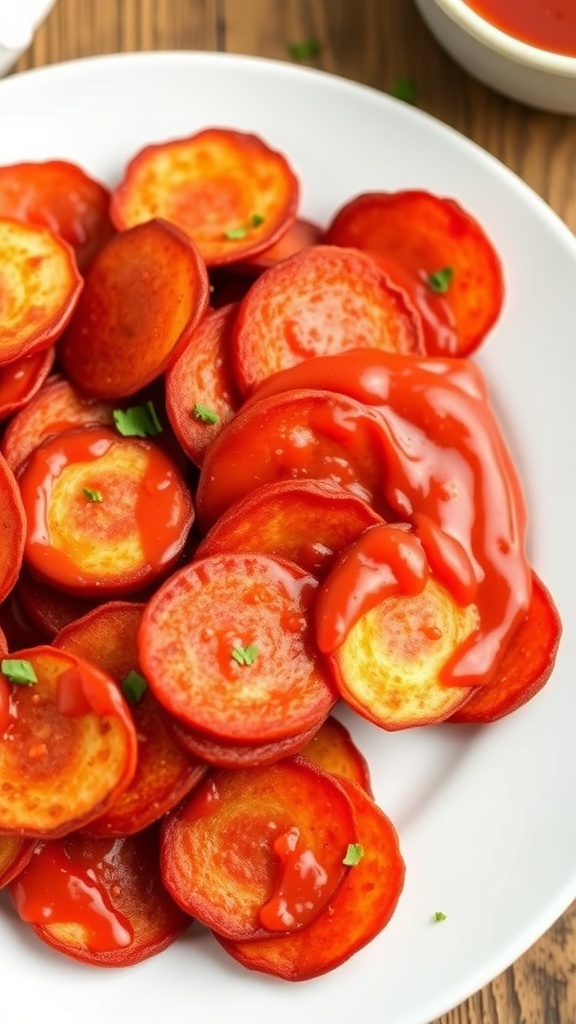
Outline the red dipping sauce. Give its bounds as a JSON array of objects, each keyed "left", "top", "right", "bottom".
[{"left": 465, "top": 0, "right": 576, "bottom": 57}]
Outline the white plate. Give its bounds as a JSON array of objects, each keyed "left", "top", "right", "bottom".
[{"left": 0, "top": 51, "right": 574, "bottom": 1024}]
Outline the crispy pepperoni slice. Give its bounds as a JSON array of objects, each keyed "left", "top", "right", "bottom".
[
  {"left": 110, "top": 128, "right": 299, "bottom": 267},
  {"left": 138, "top": 553, "right": 337, "bottom": 744},
  {"left": 9, "top": 826, "right": 190, "bottom": 965},
  {"left": 58, "top": 218, "right": 209, "bottom": 398}
]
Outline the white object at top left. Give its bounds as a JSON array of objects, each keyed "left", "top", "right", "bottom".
[{"left": 0, "top": 0, "right": 56, "bottom": 75}]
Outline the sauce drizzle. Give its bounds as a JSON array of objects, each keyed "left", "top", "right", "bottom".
[
  {"left": 251, "top": 350, "right": 532, "bottom": 686},
  {"left": 259, "top": 826, "right": 335, "bottom": 932},
  {"left": 11, "top": 840, "right": 133, "bottom": 952},
  {"left": 315, "top": 523, "right": 429, "bottom": 654}
]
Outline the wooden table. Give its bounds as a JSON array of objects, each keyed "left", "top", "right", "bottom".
[{"left": 11, "top": 2, "right": 576, "bottom": 1022}]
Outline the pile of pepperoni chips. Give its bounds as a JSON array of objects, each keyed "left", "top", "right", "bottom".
[{"left": 0, "top": 127, "right": 562, "bottom": 979}]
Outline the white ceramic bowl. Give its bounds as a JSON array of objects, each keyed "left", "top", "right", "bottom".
[
  {"left": 414, "top": 0, "right": 576, "bottom": 114},
  {"left": 0, "top": 0, "right": 56, "bottom": 77}
]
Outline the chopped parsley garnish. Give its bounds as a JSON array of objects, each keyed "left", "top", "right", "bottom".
[
  {"left": 1, "top": 658, "right": 37, "bottom": 686},
  {"left": 433, "top": 910, "right": 447, "bottom": 922},
  {"left": 193, "top": 403, "right": 220, "bottom": 425},
  {"left": 342, "top": 842, "right": 364, "bottom": 866},
  {"left": 288, "top": 38, "right": 322, "bottom": 61},
  {"left": 83, "top": 487, "right": 103, "bottom": 502},
  {"left": 113, "top": 401, "right": 162, "bottom": 438},
  {"left": 224, "top": 225, "right": 248, "bottom": 241},
  {"left": 224, "top": 213, "right": 266, "bottom": 241},
  {"left": 390, "top": 75, "right": 418, "bottom": 105},
  {"left": 121, "top": 670, "right": 148, "bottom": 704},
  {"left": 427, "top": 266, "right": 454, "bottom": 294},
  {"left": 231, "top": 644, "right": 259, "bottom": 666}
]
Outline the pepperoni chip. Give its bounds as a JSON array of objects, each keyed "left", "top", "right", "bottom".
[
  {"left": 160, "top": 757, "right": 358, "bottom": 940},
  {"left": 138, "top": 553, "right": 337, "bottom": 744},
  {"left": 168, "top": 714, "right": 324, "bottom": 770},
  {"left": 323, "top": 575, "right": 477, "bottom": 729},
  {"left": 165, "top": 303, "right": 241, "bottom": 466},
  {"left": 18, "top": 426, "right": 194, "bottom": 597},
  {"left": 1, "top": 374, "right": 114, "bottom": 473},
  {"left": 216, "top": 776, "right": 405, "bottom": 980},
  {"left": 450, "top": 572, "right": 562, "bottom": 723},
  {"left": 325, "top": 190, "right": 504, "bottom": 356},
  {"left": 58, "top": 218, "right": 209, "bottom": 398},
  {"left": 0, "top": 218, "right": 82, "bottom": 365},
  {"left": 55, "top": 602, "right": 207, "bottom": 836},
  {"left": 110, "top": 127, "right": 299, "bottom": 267},
  {"left": 0, "top": 452, "right": 26, "bottom": 604},
  {"left": 0, "top": 160, "right": 115, "bottom": 272},
  {"left": 195, "top": 389, "right": 387, "bottom": 531},
  {"left": 300, "top": 715, "right": 373, "bottom": 793},
  {"left": 238, "top": 217, "right": 322, "bottom": 272},
  {"left": 232, "top": 244, "right": 424, "bottom": 395},
  {"left": 9, "top": 827, "right": 190, "bottom": 966},
  {"left": 0, "top": 645, "right": 137, "bottom": 837},
  {"left": 0, "top": 348, "right": 55, "bottom": 423},
  {"left": 196, "top": 478, "right": 383, "bottom": 577}
]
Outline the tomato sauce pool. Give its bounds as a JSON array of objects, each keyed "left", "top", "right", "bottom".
[{"left": 465, "top": 0, "right": 576, "bottom": 57}]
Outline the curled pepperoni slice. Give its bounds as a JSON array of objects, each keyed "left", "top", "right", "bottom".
[
  {"left": 324, "top": 191, "right": 504, "bottom": 356},
  {"left": 110, "top": 128, "right": 299, "bottom": 267},
  {"left": 165, "top": 303, "right": 241, "bottom": 467},
  {"left": 58, "top": 218, "right": 209, "bottom": 399}
]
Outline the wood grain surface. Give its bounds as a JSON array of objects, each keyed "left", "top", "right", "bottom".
[{"left": 10, "top": 2, "right": 576, "bottom": 1021}]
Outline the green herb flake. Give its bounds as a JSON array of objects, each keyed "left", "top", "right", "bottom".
[
  {"left": 390, "top": 75, "right": 418, "bottom": 105},
  {"left": 83, "top": 487, "right": 103, "bottom": 503},
  {"left": 224, "top": 225, "right": 248, "bottom": 241},
  {"left": 121, "top": 670, "right": 148, "bottom": 704},
  {"left": 193, "top": 403, "right": 220, "bottom": 425},
  {"left": 224, "top": 213, "right": 265, "bottom": 241},
  {"left": 113, "top": 401, "right": 163, "bottom": 438},
  {"left": 231, "top": 644, "right": 259, "bottom": 666},
  {"left": 433, "top": 910, "right": 447, "bottom": 922},
  {"left": 1, "top": 658, "right": 37, "bottom": 686},
  {"left": 288, "top": 38, "right": 322, "bottom": 61},
  {"left": 427, "top": 266, "right": 454, "bottom": 294},
  {"left": 342, "top": 842, "right": 364, "bottom": 866}
]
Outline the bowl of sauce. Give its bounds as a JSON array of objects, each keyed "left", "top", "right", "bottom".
[{"left": 414, "top": 0, "right": 576, "bottom": 113}]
